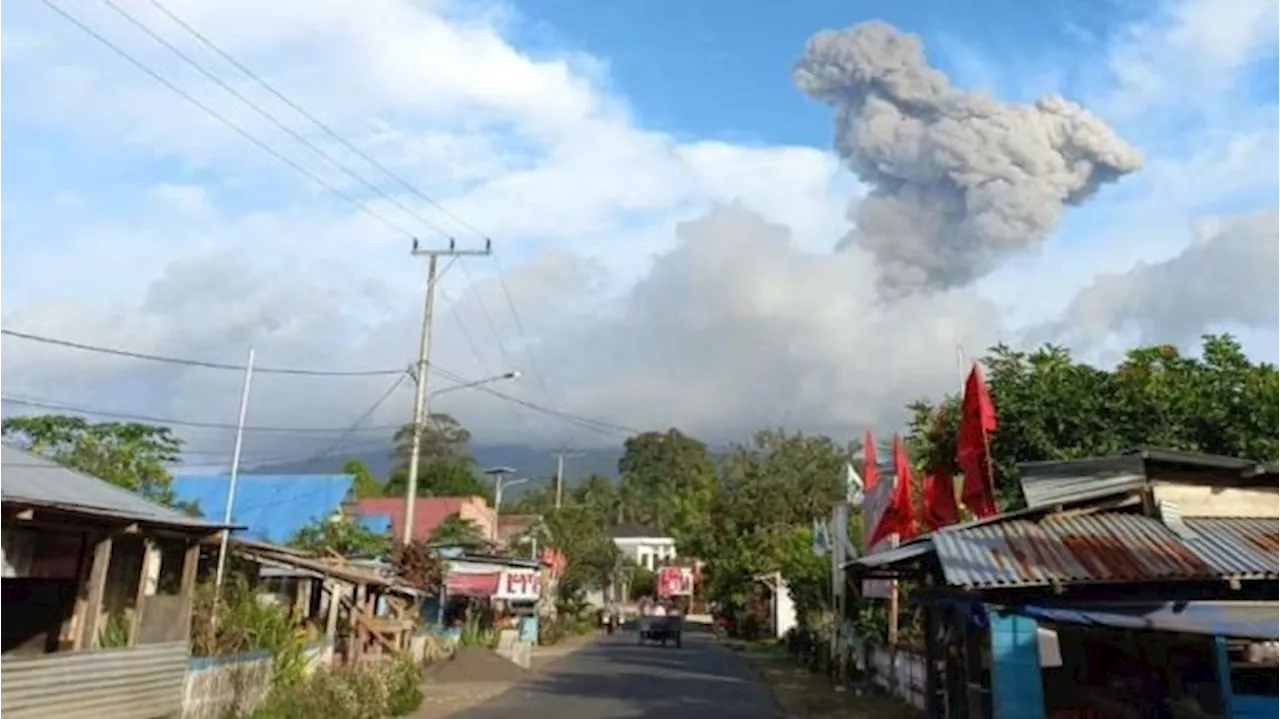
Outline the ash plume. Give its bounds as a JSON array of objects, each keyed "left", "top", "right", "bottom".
[{"left": 795, "top": 20, "right": 1144, "bottom": 292}]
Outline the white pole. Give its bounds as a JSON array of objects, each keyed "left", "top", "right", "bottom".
[{"left": 214, "top": 346, "right": 255, "bottom": 596}]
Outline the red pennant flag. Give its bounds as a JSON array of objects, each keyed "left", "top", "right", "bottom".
[
  {"left": 862, "top": 429, "right": 880, "bottom": 491},
  {"left": 869, "top": 434, "right": 917, "bottom": 546},
  {"left": 921, "top": 469, "right": 960, "bottom": 531},
  {"left": 957, "top": 364, "right": 999, "bottom": 518}
]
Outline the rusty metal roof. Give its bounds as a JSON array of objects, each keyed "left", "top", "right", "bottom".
[
  {"left": 1181, "top": 517, "right": 1279, "bottom": 578},
  {"left": 932, "top": 511, "right": 1279, "bottom": 589}
]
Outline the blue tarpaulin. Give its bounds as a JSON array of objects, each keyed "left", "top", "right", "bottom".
[
  {"left": 171, "top": 474, "right": 354, "bottom": 545},
  {"left": 1011, "top": 602, "right": 1279, "bottom": 640}
]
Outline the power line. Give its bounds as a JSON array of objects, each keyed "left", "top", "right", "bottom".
[
  {"left": 133, "top": 0, "right": 582, "bottom": 448},
  {"left": 0, "top": 395, "right": 402, "bottom": 434},
  {"left": 1, "top": 328, "right": 406, "bottom": 376},
  {"left": 38, "top": 0, "right": 419, "bottom": 240},
  {"left": 101, "top": 0, "right": 456, "bottom": 243},
  {"left": 140, "top": 0, "right": 487, "bottom": 243}
]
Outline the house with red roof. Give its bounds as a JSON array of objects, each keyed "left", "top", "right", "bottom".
[{"left": 354, "top": 495, "right": 497, "bottom": 544}]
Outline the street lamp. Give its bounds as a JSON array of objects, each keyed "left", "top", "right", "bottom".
[
  {"left": 402, "top": 371, "right": 521, "bottom": 545},
  {"left": 483, "top": 466, "right": 527, "bottom": 542},
  {"left": 429, "top": 371, "right": 521, "bottom": 400}
]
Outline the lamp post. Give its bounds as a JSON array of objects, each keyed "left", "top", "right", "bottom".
[
  {"left": 482, "top": 466, "right": 527, "bottom": 543},
  {"left": 402, "top": 371, "right": 521, "bottom": 545}
]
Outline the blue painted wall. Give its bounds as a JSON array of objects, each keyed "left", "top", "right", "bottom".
[
  {"left": 988, "top": 609, "right": 1047, "bottom": 719},
  {"left": 1215, "top": 636, "right": 1278, "bottom": 719}
]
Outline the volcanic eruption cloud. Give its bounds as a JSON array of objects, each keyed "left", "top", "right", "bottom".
[{"left": 795, "top": 21, "right": 1144, "bottom": 293}]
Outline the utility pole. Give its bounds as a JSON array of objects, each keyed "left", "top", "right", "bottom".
[
  {"left": 402, "top": 238, "right": 492, "bottom": 546},
  {"left": 213, "top": 346, "right": 255, "bottom": 626},
  {"left": 552, "top": 450, "right": 584, "bottom": 510}
]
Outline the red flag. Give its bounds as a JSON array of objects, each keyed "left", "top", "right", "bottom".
[
  {"left": 957, "top": 363, "right": 998, "bottom": 518},
  {"left": 921, "top": 469, "right": 960, "bottom": 531},
  {"left": 869, "top": 434, "right": 917, "bottom": 545},
  {"left": 862, "top": 429, "right": 880, "bottom": 491}
]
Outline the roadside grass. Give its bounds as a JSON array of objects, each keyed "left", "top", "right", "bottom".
[{"left": 724, "top": 640, "right": 920, "bottom": 719}]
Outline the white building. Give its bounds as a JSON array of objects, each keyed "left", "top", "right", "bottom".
[{"left": 608, "top": 523, "right": 677, "bottom": 571}]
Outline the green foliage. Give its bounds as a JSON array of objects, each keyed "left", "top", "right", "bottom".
[
  {"left": 427, "top": 513, "right": 487, "bottom": 546},
  {"left": 617, "top": 429, "right": 718, "bottom": 549},
  {"left": 288, "top": 516, "right": 388, "bottom": 558},
  {"left": 906, "top": 335, "right": 1280, "bottom": 509},
  {"left": 457, "top": 613, "right": 498, "bottom": 648},
  {"left": 698, "top": 430, "right": 850, "bottom": 623},
  {"left": 342, "top": 459, "right": 383, "bottom": 500},
  {"left": 628, "top": 565, "right": 656, "bottom": 600},
  {"left": 544, "top": 504, "right": 621, "bottom": 596},
  {"left": 1, "top": 415, "right": 195, "bottom": 510},
  {"left": 383, "top": 460, "right": 493, "bottom": 503},
  {"left": 190, "top": 575, "right": 308, "bottom": 689},
  {"left": 99, "top": 610, "right": 131, "bottom": 648},
  {"left": 251, "top": 657, "right": 423, "bottom": 719},
  {"left": 391, "top": 413, "right": 473, "bottom": 474}
]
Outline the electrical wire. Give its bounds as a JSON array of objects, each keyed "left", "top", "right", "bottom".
[
  {"left": 100, "top": 0, "right": 457, "bottom": 243},
  {"left": 0, "top": 394, "right": 401, "bottom": 434},
  {"left": 134, "top": 0, "right": 585, "bottom": 447},
  {"left": 38, "top": 0, "right": 419, "bottom": 240},
  {"left": 1, "top": 328, "right": 406, "bottom": 376}
]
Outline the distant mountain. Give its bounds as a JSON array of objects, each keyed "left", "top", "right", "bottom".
[{"left": 250, "top": 442, "right": 624, "bottom": 488}]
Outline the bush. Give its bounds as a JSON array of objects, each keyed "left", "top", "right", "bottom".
[
  {"left": 251, "top": 657, "right": 422, "bottom": 719},
  {"left": 190, "top": 575, "right": 308, "bottom": 689},
  {"left": 538, "top": 615, "right": 565, "bottom": 646}
]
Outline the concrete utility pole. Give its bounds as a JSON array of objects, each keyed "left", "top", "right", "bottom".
[
  {"left": 403, "top": 238, "right": 492, "bottom": 546},
  {"left": 552, "top": 450, "right": 584, "bottom": 510}
]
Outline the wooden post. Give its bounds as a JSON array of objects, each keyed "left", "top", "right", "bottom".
[
  {"left": 129, "top": 538, "right": 158, "bottom": 646},
  {"left": 176, "top": 540, "right": 201, "bottom": 642},
  {"left": 78, "top": 534, "right": 114, "bottom": 650},
  {"left": 887, "top": 579, "right": 900, "bottom": 647}
]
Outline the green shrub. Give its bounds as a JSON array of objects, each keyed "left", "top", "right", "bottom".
[{"left": 250, "top": 658, "right": 422, "bottom": 719}]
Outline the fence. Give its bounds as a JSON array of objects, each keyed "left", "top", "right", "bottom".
[
  {"left": 1, "top": 642, "right": 189, "bottom": 719},
  {"left": 181, "top": 650, "right": 274, "bottom": 719},
  {"left": 867, "top": 645, "right": 926, "bottom": 710}
]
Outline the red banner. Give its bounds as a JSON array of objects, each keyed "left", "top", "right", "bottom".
[
  {"left": 444, "top": 572, "right": 499, "bottom": 597},
  {"left": 657, "top": 566, "right": 693, "bottom": 597}
]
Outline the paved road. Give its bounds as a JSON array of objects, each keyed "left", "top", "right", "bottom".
[{"left": 447, "top": 627, "right": 786, "bottom": 719}]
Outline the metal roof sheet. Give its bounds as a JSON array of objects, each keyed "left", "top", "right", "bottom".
[
  {"left": 933, "top": 511, "right": 1278, "bottom": 589},
  {"left": 1017, "top": 455, "right": 1148, "bottom": 510},
  {"left": 845, "top": 538, "right": 934, "bottom": 571},
  {"left": 1010, "top": 601, "right": 1279, "bottom": 640},
  {"left": 1, "top": 444, "right": 224, "bottom": 532},
  {"left": 1181, "top": 517, "right": 1279, "bottom": 578}
]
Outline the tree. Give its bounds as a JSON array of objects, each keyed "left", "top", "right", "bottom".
[
  {"left": 617, "top": 429, "right": 718, "bottom": 547},
  {"left": 342, "top": 458, "right": 383, "bottom": 499},
  {"left": 1, "top": 415, "right": 194, "bottom": 510},
  {"left": 288, "top": 516, "right": 388, "bottom": 558},
  {"left": 427, "top": 513, "right": 487, "bottom": 546},
  {"left": 906, "top": 334, "right": 1280, "bottom": 509},
  {"left": 383, "top": 460, "right": 493, "bottom": 503},
  {"left": 392, "top": 413, "right": 472, "bottom": 474},
  {"left": 569, "top": 474, "right": 620, "bottom": 529},
  {"left": 543, "top": 505, "right": 622, "bottom": 610},
  {"left": 698, "top": 430, "right": 850, "bottom": 623}
]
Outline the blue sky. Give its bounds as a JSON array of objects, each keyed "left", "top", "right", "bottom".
[
  {"left": 512, "top": 0, "right": 1123, "bottom": 145},
  {"left": 1, "top": 0, "right": 1276, "bottom": 454}
]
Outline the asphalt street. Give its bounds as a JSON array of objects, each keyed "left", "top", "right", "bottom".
[{"left": 447, "top": 627, "right": 787, "bottom": 719}]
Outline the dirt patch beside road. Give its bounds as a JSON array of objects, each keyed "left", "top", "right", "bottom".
[{"left": 726, "top": 641, "right": 920, "bottom": 719}]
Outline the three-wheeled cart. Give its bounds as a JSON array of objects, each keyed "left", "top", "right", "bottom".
[{"left": 636, "top": 614, "right": 683, "bottom": 648}]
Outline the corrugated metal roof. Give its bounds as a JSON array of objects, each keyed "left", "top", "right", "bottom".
[
  {"left": 1010, "top": 601, "right": 1279, "bottom": 640},
  {"left": 1, "top": 444, "right": 223, "bottom": 531},
  {"left": 1018, "top": 455, "right": 1148, "bottom": 510},
  {"left": 845, "top": 538, "right": 934, "bottom": 570},
  {"left": 1182, "top": 517, "right": 1279, "bottom": 578},
  {"left": 933, "top": 511, "right": 1279, "bottom": 589},
  {"left": 171, "top": 473, "right": 354, "bottom": 544}
]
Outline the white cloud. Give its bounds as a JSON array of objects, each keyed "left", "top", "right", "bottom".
[{"left": 1, "top": 0, "right": 1276, "bottom": 463}]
